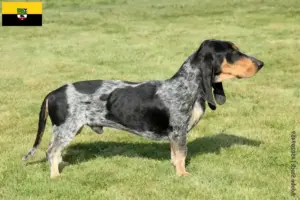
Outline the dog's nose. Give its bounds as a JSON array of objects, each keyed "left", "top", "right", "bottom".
[
  {"left": 256, "top": 60, "right": 264, "bottom": 70},
  {"left": 250, "top": 57, "right": 264, "bottom": 71}
]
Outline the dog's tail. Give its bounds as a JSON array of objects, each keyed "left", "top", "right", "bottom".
[{"left": 22, "top": 97, "right": 49, "bottom": 161}]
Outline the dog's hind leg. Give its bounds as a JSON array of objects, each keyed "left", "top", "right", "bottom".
[{"left": 46, "top": 121, "right": 83, "bottom": 178}]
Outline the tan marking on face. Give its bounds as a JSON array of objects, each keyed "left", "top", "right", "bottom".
[
  {"left": 188, "top": 101, "right": 204, "bottom": 131},
  {"left": 217, "top": 58, "right": 257, "bottom": 82},
  {"left": 215, "top": 73, "right": 236, "bottom": 82}
]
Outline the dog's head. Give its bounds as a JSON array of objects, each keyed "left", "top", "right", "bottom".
[{"left": 191, "top": 39, "right": 264, "bottom": 110}]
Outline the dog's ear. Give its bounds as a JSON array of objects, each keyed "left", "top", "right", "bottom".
[
  {"left": 199, "top": 53, "right": 217, "bottom": 110},
  {"left": 191, "top": 40, "right": 218, "bottom": 110},
  {"left": 212, "top": 82, "right": 226, "bottom": 105}
]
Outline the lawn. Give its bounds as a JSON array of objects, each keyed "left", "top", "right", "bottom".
[{"left": 0, "top": 0, "right": 300, "bottom": 199}]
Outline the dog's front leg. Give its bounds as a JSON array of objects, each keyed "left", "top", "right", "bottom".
[
  {"left": 169, "top": 132, "right": 189, "bottom": 176},
  {"left": 170, "top": 143, "right": 176, "bottom": 166}
]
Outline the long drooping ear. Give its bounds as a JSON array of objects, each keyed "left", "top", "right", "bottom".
[
  {"left": 212, "top": 82, "right": 226, "bottom": 105},
  {"left": 199, "top": 53, "right": 217, "bottom": 110},
  {"left": 190, "top": 40, "right": 217, "bottom": 110}
]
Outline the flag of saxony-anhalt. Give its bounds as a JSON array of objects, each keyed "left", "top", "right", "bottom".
[{"left": 2, "top": 2, "right": 42, "bottom": 26}]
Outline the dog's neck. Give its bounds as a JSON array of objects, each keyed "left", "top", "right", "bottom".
[
  {"left": 167, "top": 53, "right": 203, "bottom": 106},
  {"left": 169, "top": 53, "right": 201, "bottom": 86}
]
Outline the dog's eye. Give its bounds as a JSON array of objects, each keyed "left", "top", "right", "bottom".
[
  {"left": 225, "top": 53, "right": 233, "bottom": 63},
  {"left": 226, "top": 52, "right": 242, "bottom": 63}
]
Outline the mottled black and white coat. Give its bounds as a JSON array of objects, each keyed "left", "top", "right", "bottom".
[{"left": 23, "top": 40, "right": 264, "bottom": 178}]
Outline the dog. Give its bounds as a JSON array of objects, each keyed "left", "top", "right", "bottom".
[{"left": 22, "top": 39, "right": 264, "bottom": 178}]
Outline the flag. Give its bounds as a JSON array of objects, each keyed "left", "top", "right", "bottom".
[{"left": 2, "top": 2, "right": 42, "bottom": 26}]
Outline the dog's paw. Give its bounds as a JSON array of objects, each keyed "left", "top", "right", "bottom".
[
  {"left": 50, "top": 173, "right": 60, "bottom": 179},
  {"left": 177, "top": 171, "right": 191, "bottom": 176}
]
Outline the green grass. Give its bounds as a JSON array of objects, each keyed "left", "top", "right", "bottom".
[{"left": 1, "top": 0, "right": 300, "bottom": 199}]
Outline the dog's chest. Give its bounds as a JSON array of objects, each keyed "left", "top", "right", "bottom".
[{"left": 187, "top": 101, "right": 204, "bottom": 131}]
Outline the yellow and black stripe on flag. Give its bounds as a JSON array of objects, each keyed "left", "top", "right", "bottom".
[{"left": 2, "top": 2, "right": 42, "bottom": 26}]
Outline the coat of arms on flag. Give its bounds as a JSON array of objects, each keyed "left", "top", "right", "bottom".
[
  {"left": 17, "top": 8, "right": 27, "bottom": 20},
  {"left": 2, "top": 2, "right": 42, "bottom": 26}
]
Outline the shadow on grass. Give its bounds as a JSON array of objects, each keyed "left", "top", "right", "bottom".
[
  {"left": 25, "top": 158, "right": 47, "bottom": 165},
  {"left": 63, "top": 133, "right": 262, "bottom": 165}
]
